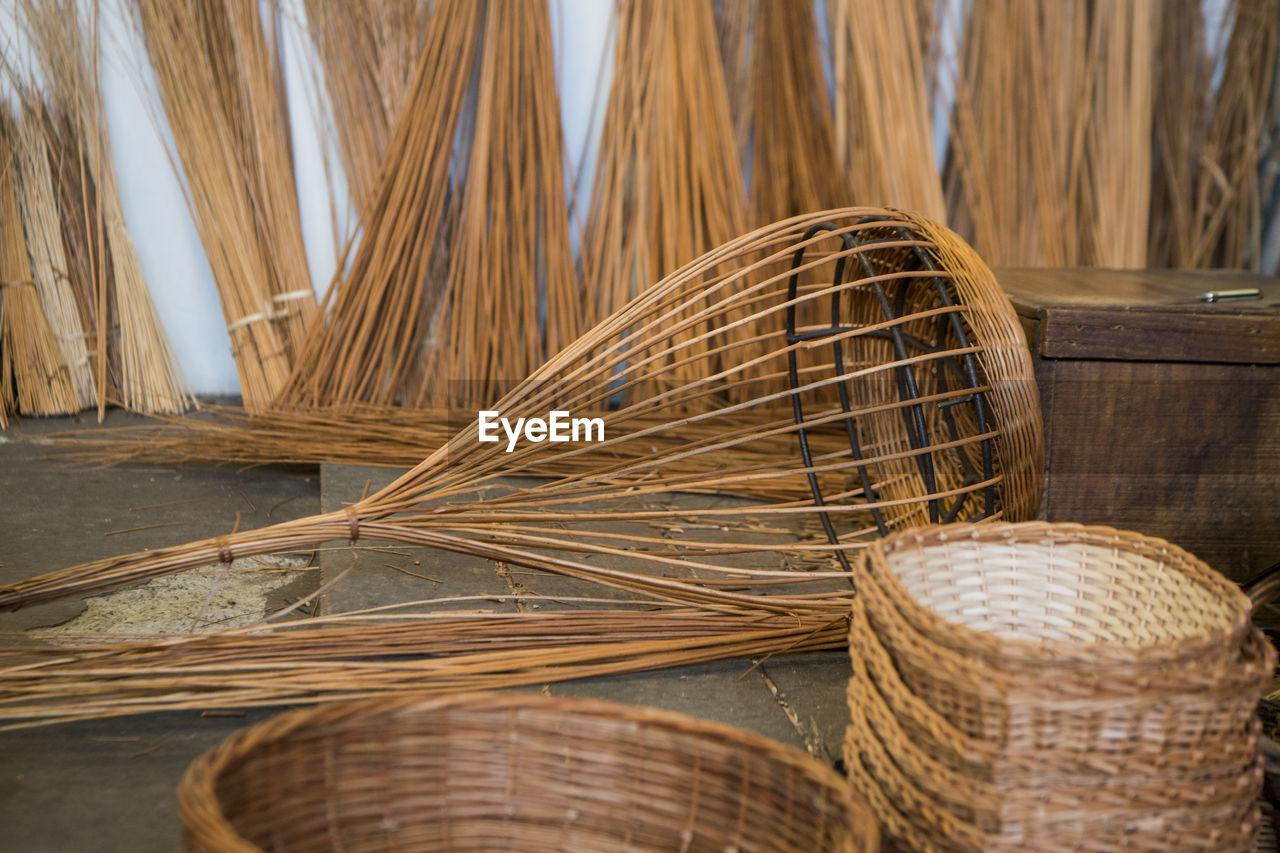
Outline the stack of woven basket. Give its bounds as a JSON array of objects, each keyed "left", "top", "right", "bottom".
[{"left": 844, "top": 521, "right": 1275, "bottom": 852}]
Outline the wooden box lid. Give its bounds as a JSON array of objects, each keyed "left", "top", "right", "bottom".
[{"left": 996, "top": 268, "right": 1280, "bottom": 364}]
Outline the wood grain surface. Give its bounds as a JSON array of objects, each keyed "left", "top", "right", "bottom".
[
  {"left": 999, "top": 267, "right": 1280, "bottom": 363},
  {"left": 999, "top": 268, "right": 1280, "bottom": 581}
]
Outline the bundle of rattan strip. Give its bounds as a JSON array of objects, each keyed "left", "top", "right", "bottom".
[
  {"left": 411, "top": 0, "right": 578, "bottom": 411},
  {"left": 177, "top": 691, "right": 879, "bottom": 852},
  {"left": 1149, "top": 0, "right": 1280, "bottom": 271},
  {"left": 41, "top": 403, "right": 455, "bottom": 468},
  {"left": 0, "top": 208, "right": 1044, "bottom": 617},
  {"left": 0, "top": 104, "right": 79, "bottom": 423},
  {"left": 129, "top": 0, "right": 317, "bottom": 410},
  {"left": 300, "top": 0, "right": 432, "bottom": 218},
  {"left": 716, "top": 0, "right": 851, "bottom": 226},
  {"left": 0, "top": 607, "right": 849, "bottom": 728},
  {"left": 10, "top": 104, "right": 96, "bottom": 411},
  {"left": 828, "top": 0, "right": 946, "bottom": 222},
  {"left": 580, "top": 0, "right": 747, "bottom": 332},
  {"left": 18, "top": 0, "right": 192, "bottom": 417},
  {"left": 284, "top": 0, "right": 580, "bottom": 413},
  {"left": 844, "top": 521, "right": 1274, "bottom": 852}
]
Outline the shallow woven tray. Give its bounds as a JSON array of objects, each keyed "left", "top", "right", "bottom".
[{"left": 179, "top": 691, "right": 877, "bottom": 852}]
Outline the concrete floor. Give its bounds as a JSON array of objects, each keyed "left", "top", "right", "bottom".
[{"left": 0, "top": 412, "right": 852, "bottom": 852}]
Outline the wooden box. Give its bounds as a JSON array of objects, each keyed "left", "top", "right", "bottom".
[{"left": 997, "top": 268, "right": 1280, "bottom": 582}]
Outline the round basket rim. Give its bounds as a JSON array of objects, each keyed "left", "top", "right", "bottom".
[
  {"left": 898, "top": 211, "right": 1046, "bottom": 526},
  {"left": 178, "top": 689, "right": 876, "bottom": 853},
  {"left": 860, "top": 521, "right": 1255, "bottom": 666}
]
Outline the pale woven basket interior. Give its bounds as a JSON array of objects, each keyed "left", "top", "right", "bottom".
[{"left": 886, "top": 540, "right": 1239, "bottom": 647}]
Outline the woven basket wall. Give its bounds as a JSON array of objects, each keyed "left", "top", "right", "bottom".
[
  {"left": 844, "top": 521, "right": 1275, "bottom": 852},
  {"left": 179, "top": 691, "right": 878, "bottom": 852}
]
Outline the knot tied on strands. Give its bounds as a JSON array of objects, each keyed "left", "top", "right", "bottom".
[{"left": 0, "top": 208, "right": 1043, "bottom": 617}]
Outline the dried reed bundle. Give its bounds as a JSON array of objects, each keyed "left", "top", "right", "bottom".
[
  {"left": 11, "top": 107, "right": 96, "bottom": 410},
  {"left": 278, "top": 0, "right": 483, "bottom": 408},
  {"left": 1082, "top": 0, "right": 1156, "bottom": 268},
  {"left": 1191, "top": 0, "right": 1280, "bottom": 269},
  {"left": 945, "top": 0, "right": 1091, "bottom": 267},
  {"left": 1148, "top": 0, "right": 1212, "bottom": 269},
  {"left": 1150, "top": 0, "right": 1280, "bottom": 270},
  {"left": 130, "top": 0, "right": 316, "bottom": 409},
  {"left": 0, "top": 106, "right": 79, "bottom": 421},
  {"left": 37, "top": 105, "right": 120, "bottom": 406},
  {"left": 0, "top": 209, "right": 1044, "bottom": 618},
  {"left": 948, "top": 0, "right": 1227, "bottom": 269},
  {"left": 300, "top": 0, "right": 432, "bottom": 214},
  {"left": 723, "top": 0, "right": 850, "bottom": 226},
  {"left": 828, "top": 0, "right": 946, "bottom": 222},
  {"left": 713, "top": 0, "right": 753, "bottom": 165},
  {"left": 0, "top": 607, "right": 848, "bottom": 728},
  {"left": 580, "top": 0, "right": 747, "bottom": 329},
  {"left": 97, "top": 141, "right": 193, "bottom": 415},
  {"left": 1265, "top": 53, "right": 1280, "bottom": 276},
  {"left": 287, "top": 0, "right": 578, "bottom": 410},
  {"left": 412, "top": 0, "right": 578, "bottom": 410},
  {"left": 19, "top": 0, "right": 191, "bottom": 416}
]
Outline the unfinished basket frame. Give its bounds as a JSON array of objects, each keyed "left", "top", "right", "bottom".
[{"left": 0, "top": 208, "right": 1043, "bottom": 618}]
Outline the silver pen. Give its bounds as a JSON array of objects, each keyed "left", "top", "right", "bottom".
[{"left": 1199, "top": 288, "right": 1261, "bottom": 302}]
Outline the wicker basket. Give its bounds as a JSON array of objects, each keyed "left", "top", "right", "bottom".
[
  {"left": 179, "top": 691, "right": 878, "bottom": 853},
  {"left": 844, "top": 522, "right": 1274, "bottom": 852},
  {"left": 855, "top": 535, "right": 1273, "bottom": 753},
  {"left": 862, "top": 522, "right": 1255, "bottom": 669},
  {"left": 849, "top": 589, "right": 1270, "bottom": 773}
]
